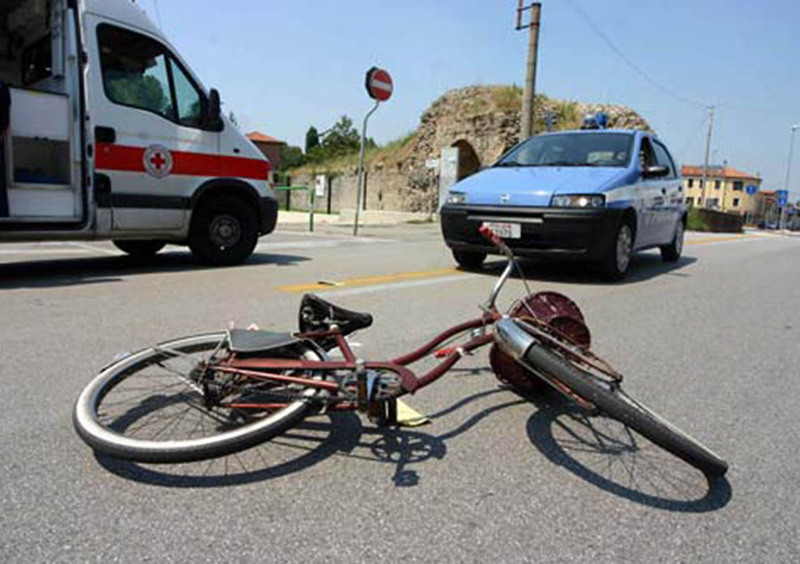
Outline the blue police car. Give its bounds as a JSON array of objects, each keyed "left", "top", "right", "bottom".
[{"left": 440, "top": 119, "right": 685, "bottom": 279}]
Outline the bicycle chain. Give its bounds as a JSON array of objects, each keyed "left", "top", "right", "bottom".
[
  {"left": 209, "top": 370, "right": 353, "bottom": 407},
  {"left": 211, "top": 369, "right": 403, "bottom": 408}
]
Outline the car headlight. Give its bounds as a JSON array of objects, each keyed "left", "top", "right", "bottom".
[
  {"left": 446, "top": 191, "right": 466, "bottom": 204},
  {"left": 550, "top": 194, "right": 605, "bottom": 208}
]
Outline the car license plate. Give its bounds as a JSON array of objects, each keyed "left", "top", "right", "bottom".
[{"left": 482, "top": 221, "right": 521, "bottom": 239}]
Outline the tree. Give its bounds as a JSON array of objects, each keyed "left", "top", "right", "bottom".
[
  {"left": 278, "top": 145, "right": 305, "bottom": 171},
  {"left": 305, "top": 115, "right": 364, "bottom": 163},
  {"left": 321, "top": 115, "right": 360, "bottom": 156},
  {"left": 305, "top": 126, "right": 320, "bottom": 153}
]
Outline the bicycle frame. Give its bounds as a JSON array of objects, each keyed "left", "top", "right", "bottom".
[
  {"left": 208, "top": 228, "right": 522, "bottom": 412},
  {"left": 212, "top": 311, "right": 500, "bottom": 411}
]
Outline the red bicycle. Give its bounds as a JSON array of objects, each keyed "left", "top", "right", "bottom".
[{"left": 74, "top": 227, "right": 728, "bottom": 477}]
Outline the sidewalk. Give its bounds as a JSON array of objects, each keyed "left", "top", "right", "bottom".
[
  {"left": 277, "top": 210, "right": 340, "bottom": 226},
  {"left": 277, "top": 209, "right": 434, "bottom": 227},
  {"left": 743, "top": 227, "right": 800, "bottom": 237}
]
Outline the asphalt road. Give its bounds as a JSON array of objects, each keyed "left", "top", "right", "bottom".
[{"left": 1, "top": 225, "right": 798, "bottom": 563}]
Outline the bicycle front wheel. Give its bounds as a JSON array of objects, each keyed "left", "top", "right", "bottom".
[
  {"left": 74, "top": 333, "right": 327, "bottom": 463},
  {"left": 522, "top": 344, "right": 728, "bottom": 478}
]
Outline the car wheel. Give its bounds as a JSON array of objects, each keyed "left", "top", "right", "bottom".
[
  {"left": 660, "top": 220, "right": 684, "bottom": 262},
  {"left": 452, "top": 250, "right": 486, "bottom": 269},
  {"left": 189, "top": 195, "right": 259, "bottom": 266},
  {"left": 601, "top": 221, "right": 633, "bottom": 280}
]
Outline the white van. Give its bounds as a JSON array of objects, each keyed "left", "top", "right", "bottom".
[{"left": 0, "top": 0, "right": 278, "bottom": 264}]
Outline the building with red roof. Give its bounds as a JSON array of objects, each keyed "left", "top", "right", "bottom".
[
  {"left": 247, "top": 131, "right": 285, "bottom": 171},
  {"left": 681, "top": 165, "right": 762, "bottom": 215}
]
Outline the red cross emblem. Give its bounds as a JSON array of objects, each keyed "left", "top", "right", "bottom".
[{"left": 143, "top": 145, "right": 173, "bottom": 178}]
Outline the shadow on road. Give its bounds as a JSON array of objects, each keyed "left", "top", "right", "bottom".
[
  {"left": 95, "top": 389, "right": 512, "bottom": 489},
  {"left": 0, "top": 250, "right": 309, "bottom": 290},
  {"left": 95, "top": 384, "right": 730, "bottom": 512},
  {"left": 523, "top": 390, "right": 732, "bottom": 512},
  {"left": 96, "top": 412, "right": 364, "bottom": 488},
  {"left": 470, "top": 253, "right": 697, "bottom": 286}
]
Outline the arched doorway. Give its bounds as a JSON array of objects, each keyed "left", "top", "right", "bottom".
[{"left": 452, "top": 140, "right": 481, "bottom": 180}]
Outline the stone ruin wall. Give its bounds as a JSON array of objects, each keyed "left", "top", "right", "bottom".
[{"left": 288, "top": 86, "right": 652, "bottom": 215}]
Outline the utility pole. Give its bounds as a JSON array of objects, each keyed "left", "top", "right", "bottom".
[
  {"left": 517, "top": 1, "right": 541, "bottom": 140},
  {"left": 781, "top": 124, "right": 799, "bottom": 230},
  {"left": 701, "top": 106, "right": 714, "bottom": 208}
]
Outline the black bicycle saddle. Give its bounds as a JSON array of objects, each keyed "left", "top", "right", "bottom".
[{"left": 298, "top": 294, "right": 373, "bottom": 342}]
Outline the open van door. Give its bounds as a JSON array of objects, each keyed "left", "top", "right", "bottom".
[{"left": 1, "top": 0, "right": 84, "bottom": 225}]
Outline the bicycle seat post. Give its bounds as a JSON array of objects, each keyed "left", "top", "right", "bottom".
[{"left": 355, "top": 358, "right": 368, "bottom": 411}]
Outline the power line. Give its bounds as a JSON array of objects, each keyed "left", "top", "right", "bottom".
[
  {"left": 564, "top": 0, "right": 707, "bottom": 109},
  {"left": 717, "top": 101, "right": 800, "bottom": 118},
  {"left": 676, "top": 110, "right": 711, "bottom": 163},
  {"left": 566, "top": 0, "right": 800, "bottom": 118}
]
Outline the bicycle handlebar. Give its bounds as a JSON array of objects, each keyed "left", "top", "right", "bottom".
[
  {"left": 478, "top": 225, "right": 513, "bottom": 258},
  {"left": 478, "top": 224, "right": 503, "bottom": 246}
]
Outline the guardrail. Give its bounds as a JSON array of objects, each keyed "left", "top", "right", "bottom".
[{"left": 273, "top": 185, "right": 315, "bottom": 231}]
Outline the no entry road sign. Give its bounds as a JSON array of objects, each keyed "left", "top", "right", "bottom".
[{"left": 365, "top": 67, "right": 393, "bottom": 101}]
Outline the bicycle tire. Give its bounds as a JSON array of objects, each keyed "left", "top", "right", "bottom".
[
  {"left": 521, "top": 344, "right": 728, "bottom": 478},
  {"left": 74, "top": 332, "right": 326, "bottom": 463}
]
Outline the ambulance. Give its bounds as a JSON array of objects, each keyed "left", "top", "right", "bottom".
[{"left": 0, "top": 0, "right": 278, "bottom": 264}]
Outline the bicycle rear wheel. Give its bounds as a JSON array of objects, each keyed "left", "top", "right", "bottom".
[
  {"left": 521, "top": 344, "right": 728, "bottom": 478},
  {"left": 74, "top": 333, "right": 327, "bottom": 463}
]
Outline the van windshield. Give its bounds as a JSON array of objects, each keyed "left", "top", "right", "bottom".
[{"left": 496, "top": 132, "right": 634, "bottom": 168}]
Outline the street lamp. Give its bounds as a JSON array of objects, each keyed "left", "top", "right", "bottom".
[{"left": 782, "top": 124, "right": 799, "bottom": 229}]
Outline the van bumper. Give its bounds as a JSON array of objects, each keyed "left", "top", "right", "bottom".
[
  {"left": 440, "top": 204, "right": 626, "bottom": 261},
  {"left": 259, "top": 197, "right": 279, "bottom": 235}
]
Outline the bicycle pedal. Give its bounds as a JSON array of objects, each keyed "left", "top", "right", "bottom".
[{"left": 368, "top": 398, "right": 398, "bottom": 427}]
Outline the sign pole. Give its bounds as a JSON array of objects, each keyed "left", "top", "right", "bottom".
[
  {"left": 309, "top": 184, "right": 315, "bottom": 232},
  {"left": 354, "top": 100, "right": 380, "bottom": 236}
]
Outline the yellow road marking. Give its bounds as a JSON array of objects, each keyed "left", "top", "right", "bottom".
[
  {"left": 278, "top": 233, "right": 759, "bottom": 293},
  {"left": 276, "top": 267, "right": 462, "bottom": 293},
  {"left": 685, "top": 234, "right": 758, "bottom": 245}
]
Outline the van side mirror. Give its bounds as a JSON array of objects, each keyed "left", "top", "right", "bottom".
[
  {"left": 643, "top": 165, "right": 669, "bottom": 179},
  {"left": 205, "top": 88, "right": 224, "bottom": 132}
]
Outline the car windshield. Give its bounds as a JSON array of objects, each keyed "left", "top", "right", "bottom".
[{"left": 496, "top": 132, "right": 634, "bottom": 168}]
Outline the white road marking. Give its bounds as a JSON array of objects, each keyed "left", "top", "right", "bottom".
[
  {"left": 0, "top": 237, "right": 393, "bottom": 256},
  {"left": 254, "top": 238, "right": 392, "bottom": 251},
  {"left": 0, "top": 249, "right": 94, "bottom": 255},
  {"left": 69, "top": 242, "right": 120, "bottom": 255},
  {"left": 0, "top": 242, "right": 118, "bottom": 255}
]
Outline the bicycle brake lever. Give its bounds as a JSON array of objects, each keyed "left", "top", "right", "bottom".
[{"left": 434, "top": 346, "right": 467, "bottom": 358}]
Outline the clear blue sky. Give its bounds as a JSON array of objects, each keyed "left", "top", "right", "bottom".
[{"left": 141, "top": 0, "right": 800, "bottom": 196}]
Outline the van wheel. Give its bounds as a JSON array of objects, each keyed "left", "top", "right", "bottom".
[
  {"left": 113, "top": 240, "right": 166, "bottom": 258},
  {"left": 189, "top": 195, "right": 259, "bottom": 265},
  {"left": 600, "top": 221, "right": 633, "bottom": 281},
  {"left": 452, "top": 250, "right": 486, "bottom": 269}
]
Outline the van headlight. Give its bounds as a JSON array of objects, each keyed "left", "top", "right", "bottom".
[
  {"left": 446, "top": 191, "right": 466, "bottom": 204},
  {"left": 550, "top": 194, "right": 605, "bottom": 208}
]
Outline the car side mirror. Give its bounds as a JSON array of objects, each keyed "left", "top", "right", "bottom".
[
  {"left": 205, "top": 88, "right": 224, "bottom": 132},
  {"left": 643, "top": 165, "right": 669, "bottom": 179}
]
